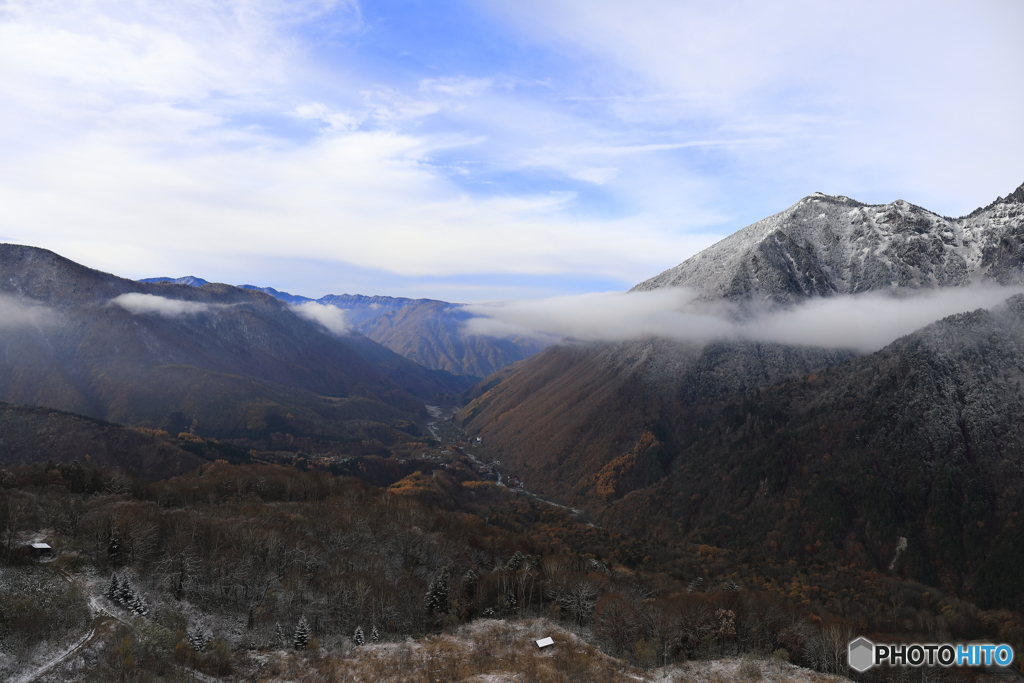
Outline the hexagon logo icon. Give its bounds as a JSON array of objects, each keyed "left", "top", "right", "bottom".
[{"left": 849, "top": 637, "right": 875, "bottom": 672}]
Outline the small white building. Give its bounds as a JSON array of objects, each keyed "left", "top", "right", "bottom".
[{"left": 29, "top": 542, "right": 52, "bottom": 557}]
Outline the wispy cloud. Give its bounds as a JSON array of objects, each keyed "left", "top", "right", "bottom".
[
  {"left": 481, "top": 0, "right": 1024, "bottom": 213},
  {"left": 0, "top": 0, "right": 1021, "bottom": 302},
  {"left": 290, "top": 301, "right": 350, "bottom": 335},
  {"left": 419, "top": 77, "right": 493, "bottom": 98},
  {"left": 111, "top": 293, "right": 214, "bottom": 317},
  {"left": 0, "top": 295, "right": 55, "bottom": 328},
  {"left": 465, "top": 286, "right": 1024, "bottom": 351}
]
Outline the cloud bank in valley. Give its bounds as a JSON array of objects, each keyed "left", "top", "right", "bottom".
[
  {"left": 463, "top": 286, "right": 1024, "bottom": 352},
  {"left": 112, "top": 293, "right": 214, "bottom": 317},
  {"left": 739, "top": 287, "right": 1024, "bottom": 350},
  {"left": 291, "top": 302, "right": 350, "bottom": 335},
  {"left": 463, "top": 288, "right": 731, "bottom": 343}
]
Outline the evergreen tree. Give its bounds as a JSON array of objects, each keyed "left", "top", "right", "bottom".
[
  {"left": 115, "top": 578, "right": 134, "bottom": 606},
  {"left": 129, "top": 593, "right": 149, "bottom": 617},
  {"left": 370, "top": 625, "right": 380, "bottom": 643},
  {"left": 425, "top": 565, "right": 451, "bottom": 617},
  {"left": 507, "top": 551, "right": 525, "bottom": 572},
  {"left": 107, "top": 572, "right": 119, "bottom": 600},
  {"left": 108, "top": 533, "right": 121, "bottom": 562},
  {"left": 353, "top": 625, "right": 365, "bottom": 646},
  {"left": 460, "top": 568, "right": 477, "bottom": 601},
  {"left": 187, "top": 626, "right": 209, "bottom": 652},
  {"left": 293, "top": 615, "right": 311, "bottom": 650},
  {"left": 274, "top": 622, "right": 286, "bottom": 649}
]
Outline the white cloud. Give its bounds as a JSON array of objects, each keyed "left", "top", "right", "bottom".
[
  {"left": 0, "top": 0, "right": 765, "bottom": 300},
  {"left": 741, "top": 287, "right": 1024, "bottom": 351},
  {"left": 465, "top": 288, "right": 732, "bottom": 342},
  {"left": 294, "top": 102, "right": 361, "bottom": 131},
  {"left": 0, "top": 0, "right": 1021, "bottom": 302},
  {"left": 0, "top": 295, "right": 55, "bottom": 328},
  {"left": 465, "top": 286, "right": 1024, "bottom": 351},
  {"left": 291, "top": 301, "right": 350, "bottom": 335},
  {"left": 362, "top": 87, "right": 443, "bottom": 123},
  {"left": 480, "top": 0, "right": 1024, "bottom": 214},
  {"left": 0, "top": 126, "right": 718, "bottom": 284},
  {"left": 419, "top": 77, "right": 493, "bottom": 98},
  {"left": 111, "top": 293, "right": 214, "bottom": 317}
]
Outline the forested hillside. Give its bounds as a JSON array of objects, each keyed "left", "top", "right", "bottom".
[
  {"left": 0, "top": 244, "right": 470, "bottom": 447},
  {"left": 4, "top": 460, "right": 1022, "bottom": 682},
  {"left": 599, "top": 296, "right": 1024, "bottom": 611}
]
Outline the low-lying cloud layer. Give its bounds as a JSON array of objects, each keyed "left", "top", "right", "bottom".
[
  {"left": 464, "top": 285, "right": 1024, "bottom": 352},
  {"left": 0, "top": 295, "right": 55, "bottom": 328},
  {"left": 112, "top": 293, "right": 214, "bottom": 317},
  {"left": 291, "top": 301, "right": 350, "bottom": 336},
  {"left": 113, "top": 295, "right": 353, "bottom": 338}
]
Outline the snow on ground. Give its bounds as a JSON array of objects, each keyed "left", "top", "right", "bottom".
[
  {"left": 6, "top": 627, "right": 95, "bottom": 683},
  {"left": 265, "top": 617, "right": 853, "bottom": 683},
  {"left": 650, "top": 658, "right": 851, "bottom": 683},
  {"left": 0, "top": 564, "right": 94, "bottom": 683},
  {"left": 3, "top": 547, "right": 854, "bottom": 683}
]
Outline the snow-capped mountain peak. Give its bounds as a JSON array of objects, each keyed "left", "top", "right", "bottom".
[{"left": 632, "top": 184, "right": 1024, "bottom": 307}]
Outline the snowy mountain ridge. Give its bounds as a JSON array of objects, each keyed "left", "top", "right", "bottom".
[{"left": 632, "top": 183, "right": 1024, "bottom": 307}]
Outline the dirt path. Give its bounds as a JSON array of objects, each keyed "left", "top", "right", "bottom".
[
  {"left": 8, "top": 572, "right": 127, "bottom": 683},
  {"left": 11, "top": 570, "right": 225, "bottom": 683},
  {"left": 8, "top": 611, "right": 123, "bottom": 683}
]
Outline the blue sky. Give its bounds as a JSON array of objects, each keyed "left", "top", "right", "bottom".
[{"left": 1, "top": 0, "right": 1022, "bottom": 302}]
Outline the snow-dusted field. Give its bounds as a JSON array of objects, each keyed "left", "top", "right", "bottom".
[
  {"left": 224, "top": 617, "right": 851, "bottom": 683},
  {"left": 2, "top": 561, "right": 853, "bottom": 683}
]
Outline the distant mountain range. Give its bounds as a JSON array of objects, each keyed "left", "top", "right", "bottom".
[
  {"left": 0, "top": 245, "right": 470, "bottom": 452},
  {"left": 141, "top": 280, "right": 547, "bottom": 378},
  {"left": 7, "top": 182, "right": 1024, "bottom": 609},
  {"left": 458, "top": 182, "right": 1024, "bottom": 609}
]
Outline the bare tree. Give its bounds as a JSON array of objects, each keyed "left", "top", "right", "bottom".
[
  {"left": 547, "top": 575, "right": 599, "bottom": 624},
  {"left": 593, "top": 593, "right": 644, "bottom": 656},
  {"left": 805, "top": 623, "right": 853, "bottom": 675},
  {"left": 3, "top": 494, "right": 32, "bottom": 561}
]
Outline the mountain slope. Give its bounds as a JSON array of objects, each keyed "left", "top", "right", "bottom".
[
  {"left": 355, "top": 300, "right": 548, "bottom": 378},
  {"left": 0, "top": 401, "right": 208, "bottom": 478},
  {"left": 459, "top": 339, "right": 853, "bottom": 505},
  {"left": 601, "top": 295, "right": 1024, "bottom": 607},
  {"left": 212, "top": 287, "right": 545, "bottom": 378},
  {"left": 459, "top": 183, "right": 1024, "bottom": 518},
  {"left": 633, "top": 184, "right": 1024, "bottom": 306},
  {"left": 0, "top": 244, "right": 460, "bottom": 442}
]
